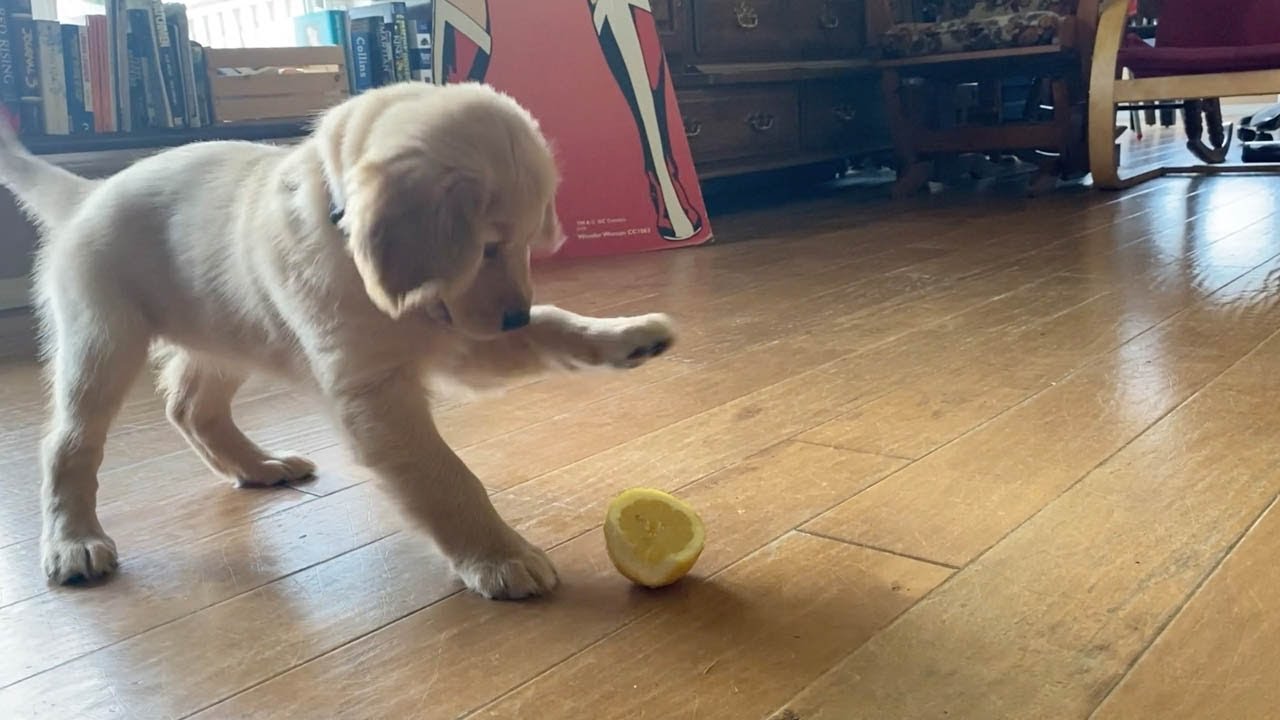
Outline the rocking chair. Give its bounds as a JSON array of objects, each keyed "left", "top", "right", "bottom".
[{"left": 1089, "top": 0, "right": 1280, "bottom": 188}]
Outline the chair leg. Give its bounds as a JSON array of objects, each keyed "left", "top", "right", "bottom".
[
  {"left": 1051, "top": 77, "right": 1087, "bottom": 179},
  {"left": 1087, "top": 52, "right": 1126, "bottom": 189},
  {"left": 882, "top": 69, "right": 932, "bottom": 199}
]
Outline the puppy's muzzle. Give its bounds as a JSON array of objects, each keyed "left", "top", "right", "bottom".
[{"left": 501, "top": 308, "right": 531, "bottom": 332}]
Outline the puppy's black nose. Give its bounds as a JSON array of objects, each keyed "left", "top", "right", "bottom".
[{"left": 501, "top": 308, "right": 531, "bottom": 332}]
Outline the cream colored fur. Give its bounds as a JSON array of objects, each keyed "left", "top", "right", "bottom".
[{"left": 0, "top": 83, "right": 676, "bottom": 600}]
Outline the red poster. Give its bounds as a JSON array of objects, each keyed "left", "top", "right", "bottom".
[{"left": 433, "top": 0, "right": 712, "bottom": 258}]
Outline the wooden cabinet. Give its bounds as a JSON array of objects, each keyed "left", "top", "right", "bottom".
[
  {"left": 681, "top": 86, "right": 801, "bottom": 164},
  {"left": 693, "top": 0, "right": 796, "bottom": 62},
  {"left": 669, "top": 0, "right": 889, "bottom": 179},
  {"left": 801, "top": 78, "right": 885, "bottom": 153}
]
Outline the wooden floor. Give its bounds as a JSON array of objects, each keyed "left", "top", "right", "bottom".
[{"left": 3, "top": 159, "right": 1280, "bottom": 719}]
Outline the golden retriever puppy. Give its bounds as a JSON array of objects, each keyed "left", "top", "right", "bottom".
[{"left": 0, "top": 83, "right": 675, "bottom": 600}]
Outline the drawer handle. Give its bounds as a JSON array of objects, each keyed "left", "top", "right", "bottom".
[
  {"left": 833, "top": 105, "right": 857, "bottom": 123},
  {"left": 684, "top": 118, "right": 703, "bottom": 137},
  {"left": 734, "top": 2, "right": 759, "bottom": 29},
  {"left": 747, "top": 112, "right": 776, "bottom": 132},
  {"left": 819, "top": 4, "right": 840, "bottom": 29}
]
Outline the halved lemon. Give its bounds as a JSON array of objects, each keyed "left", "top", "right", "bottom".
[{"left": 604, "top": 487, "right": 705, "bottom": 588}]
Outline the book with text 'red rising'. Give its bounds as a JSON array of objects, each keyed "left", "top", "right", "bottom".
[
  {"left": 0, "top": 1, "right": 19, "bottom": 125},
  {"left": 10, "top": 0, "right": 40, "bottom": 133}
]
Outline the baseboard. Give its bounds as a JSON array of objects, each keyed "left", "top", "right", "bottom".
[{"left": 0, "top": 277, "right": 29, "bottom": 311}]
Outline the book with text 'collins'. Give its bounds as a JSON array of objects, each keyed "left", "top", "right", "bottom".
[
  {"left": 347, "top": 15, "right": 381, "bottom": 93},
  {"left": 350, "top": 2, "right": 406, "bottom": 84}
]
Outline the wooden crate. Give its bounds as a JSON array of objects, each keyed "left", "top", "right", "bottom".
[{"left": 206, "top": 47, "right": 349, "bottom": 123}]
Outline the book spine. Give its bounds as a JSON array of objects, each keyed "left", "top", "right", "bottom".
[
  {"left": 163, "top": 19, "right": 186, "bottom": 126},
  {"left": 166, "top": 5, "right": 198, "bottom": 128},
  {"left": 125, "top": 12, "right": 153, "bottom": 127},
  {"left": 150, "top": 0, "right": 182, "bottom": 127},
  {"left": 61, "top": 24, "right": 92, "bottom": 134},
  {"left": 78, "top": 23, "right": 94, "bottom": 130},
  {"left": 108, "top": 0, "right": 131, "bottom": 131},
  {"left": 34, "top": 20, "right": 67, "bottom": 135},
  {"left": 0, "top": 2, "right": 18, "bottom": 119},
  {"left": 126, "top": 6, "right": 172, "bottom": 128},
  {"left": 190, "top": 40, "right": 211, "bottom": 124},
  {"left": 375, "top": 22, "right": 392, "bottom": 86},
  {"left": 84, "top": 13, "right": 99, "bottom": 129},
  {"left": 11, "top": 0, "right": 39, "bottom": 133},
  {"left": 391, "top": 4, "right": 407, "bottom": 83},
  {"left": 89, "top": 15, "right": 114, "bottom": 131},
  {"left": 332, "top": 10, "right": 355, "bottom": 95},
  {"left": 408, "top": 17, "right": 430, "bottom": 83},
  {"left": 348, "top": 17, "right": 377, "bottom": 94}
]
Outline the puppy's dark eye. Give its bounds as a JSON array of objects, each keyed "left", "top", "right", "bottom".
[{"left": 483, "top": 243, "right": 501, "bottom": 260}]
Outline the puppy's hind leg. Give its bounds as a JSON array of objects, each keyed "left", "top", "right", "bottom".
[
  {"left": 40, "top": 301, "right": 149, "bottom": 584},
  {"left": 158, "top": 349, "right": 315, "bottom": 487}
]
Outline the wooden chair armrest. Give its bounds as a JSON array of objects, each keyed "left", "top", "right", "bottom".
[{"left": 1091, "top": 0, "right": 1130, "bottom": 81}]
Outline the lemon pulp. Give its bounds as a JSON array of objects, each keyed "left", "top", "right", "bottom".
[{"left": 604, "top": 488, "right": 704, "bottom": 588}]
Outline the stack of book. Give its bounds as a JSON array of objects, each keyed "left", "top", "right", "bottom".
[
  {"left": 294, "top": 2, "right": 433, "bottom": 96},
  {"left": 0, "top": 0, "right": 215, "bottom": 136}
]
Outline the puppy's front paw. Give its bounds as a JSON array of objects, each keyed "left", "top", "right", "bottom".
[
  {"left": 234, "top": 452, "right": 317, "bottom": 488},
  {"left": 595, "top": 313, "right": 676, "bottom": 369},
  {"left": 455, "top": 536, "right": 559, "bottom": 600},
  {"left": 42, "top": 530, "right": 118, "bottom": 584}
]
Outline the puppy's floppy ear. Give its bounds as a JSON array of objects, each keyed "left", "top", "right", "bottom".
[
  {"left": 532, "top": 199, "right": 566, "bottom": 258},
  {"left": 345, "top": 156, "right": 484, "bottom": 318}
]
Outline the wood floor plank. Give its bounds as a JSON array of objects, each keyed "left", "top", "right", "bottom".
[
  {"left": 798, "top": 216, "right": 1278, "bottom": 462},
  {"left": 1090, "top": 493, "right": 1280, "bottom": 720},
  {"left": 0, "top": 483, "right": 395, "bottom": 687},
  {"left": 475, "top": 532, "right": 951, "bottom": 720},
  {"left": 3, "top": 442, "right": 903, "bottom": 719},
  {"left": 775, "top": 328, "right": 1280, "bottom": 720},
  {"left": 803, "top": 257, "right": 1280, "bottom": 568}
]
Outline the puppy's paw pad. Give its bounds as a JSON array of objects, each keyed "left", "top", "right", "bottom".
[
  {"left": 603, "top": 313, "right": 676, "bottom": 369},
  {"left": 234, "top": 452, "right": 316, "bottom": 488},
  {"left": 457, "top": 541, "right": 559, "bottom": 600},
  {"left": 42, "top": 532, "right": 118, "bottom": 584}
]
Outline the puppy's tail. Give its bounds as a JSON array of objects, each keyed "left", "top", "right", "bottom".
[{"left": 0, "top": 113, "right": 97, "bottom": 230}]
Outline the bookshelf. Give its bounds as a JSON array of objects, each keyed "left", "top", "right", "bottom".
[{"left": 22, "top": 117, "right": 311, "bottom": 154}]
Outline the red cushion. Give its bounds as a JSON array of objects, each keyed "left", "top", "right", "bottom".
[
  {"left": 1119, "top": 42, "right": 1280, "bottom": 77},
  {"left": 1155, "top": 0, "right": 1280, "bottom": 47}
]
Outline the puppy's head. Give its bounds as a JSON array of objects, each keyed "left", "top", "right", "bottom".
[{"left": 330, "top": 83, "right": 563, "bottom": 339}]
